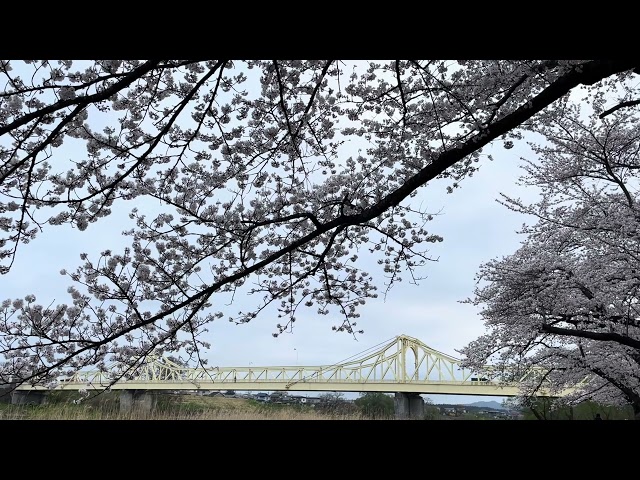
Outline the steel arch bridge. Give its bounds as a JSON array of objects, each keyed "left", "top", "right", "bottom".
[{"left": 15, "top": 334, "right": 581, "bottom": 397}]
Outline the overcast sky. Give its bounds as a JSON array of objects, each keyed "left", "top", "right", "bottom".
[
  {"left": 0, "top": 134, "right": 541, "bottom": 404},
  {"left": 0, "top": 60, "right": 552, "bottom": 405}
]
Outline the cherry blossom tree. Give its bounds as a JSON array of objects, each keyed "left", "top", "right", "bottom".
[
  {"left": 1, "top": 60, "right": 639, "bottom": 389},
  {"left": 459, "top": 102, "right": 640, "bottom": 417}
]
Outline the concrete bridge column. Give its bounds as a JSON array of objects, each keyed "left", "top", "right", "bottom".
[
  {"left": 119, "top": 390, "right": 157, "bottom": 415},
  {"left": 394, "top": 392, "right": 425, "bottom": 419},
  {"left": 0, "top": 382, "right": 14, "bottom": 404},
  {"left": 10, "top": 390, "right": 47, "bottom": 405}
]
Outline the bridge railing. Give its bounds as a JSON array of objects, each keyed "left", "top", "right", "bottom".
[{"left": 51, "top": 363, "right": 526, "bottom": 389}]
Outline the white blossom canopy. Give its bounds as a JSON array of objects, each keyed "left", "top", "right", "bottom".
[
  {"left": 460, "top": 101, "right": 640, "bottom": 414},
  {"left": 1, "top": 60, "right": 638, "bottom": 388}
]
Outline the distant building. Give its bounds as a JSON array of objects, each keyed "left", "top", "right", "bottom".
[
  {"left": 289, "top": 395, "right": 322, "bottom": 405},
  {"left": 206, "top": 391, "right": 225, "bottom": 397},
  {"left": 439, "top": 406, "right": 467, "bottom": 417},
  {"left": 254, "top": 393, "right": 270, "bottom": 402}
]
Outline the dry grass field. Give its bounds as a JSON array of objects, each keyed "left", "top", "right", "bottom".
[{"left": 0, "top": 393, "right": 373, "bottom": 420}]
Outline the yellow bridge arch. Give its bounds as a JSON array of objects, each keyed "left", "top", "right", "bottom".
[{"left": 16, "top": 334, "right": 582, "bottom": 397}]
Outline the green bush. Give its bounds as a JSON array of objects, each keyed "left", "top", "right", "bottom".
[{"left": 354, "top": 392, "right": 394, "bottom": 419}]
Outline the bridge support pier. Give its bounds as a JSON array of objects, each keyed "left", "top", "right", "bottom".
[
  {"left": 394, "top": 392, "right": 425, "bottom": 419},
  {"left": 10, "top": 390, "right": 47, "bottom": 405},
  {"left": 0, "top": 382, "right": 15, "bottom": 404},
  {"left": 119, "top": 390, "right": 157, "bottom": 416}
]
